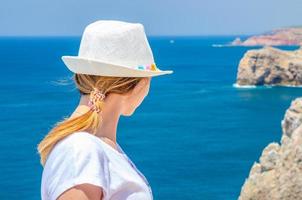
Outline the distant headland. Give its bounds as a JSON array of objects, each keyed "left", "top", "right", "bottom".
[{"left": 231, "top": 27, "right": 302, "bottom": 46}]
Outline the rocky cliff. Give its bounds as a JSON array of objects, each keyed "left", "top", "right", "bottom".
[
  {"left": 236, "top": 46, "right": 302, "bottom": 86},
  {"left": 231, "top": 27, "right": 302, "bottom": 46},
  {"left": 238, "top": 98, "right": 302, "bottom": 200}
]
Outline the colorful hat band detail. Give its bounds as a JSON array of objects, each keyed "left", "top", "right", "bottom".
[{"left": 135, "top": 63, "right": 157, "bottom": 71}]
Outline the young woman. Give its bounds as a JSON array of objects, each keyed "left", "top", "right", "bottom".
[{"left": 38, "top": 20, "right": 173, "bottom": 200}]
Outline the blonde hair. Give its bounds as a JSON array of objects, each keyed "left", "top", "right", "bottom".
[{"left": 37, "top": 73, "right": 142, "bottom": 166}]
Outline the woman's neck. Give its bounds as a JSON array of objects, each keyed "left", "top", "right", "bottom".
[
  {"left": 95, "top": 97, "right": 121, "bottom": 144},
  {"left": 72, "top": 94, "right": 123, "bottom": 145}
]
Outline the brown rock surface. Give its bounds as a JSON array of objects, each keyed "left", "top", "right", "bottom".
[
  {"left": 236, "top": 46, "right": 302, "bottom": 86},
  {"left": 238, "top": 98, "right": 302, "bottom": 200}
]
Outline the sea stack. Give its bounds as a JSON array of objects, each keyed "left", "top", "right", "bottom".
[
  {"left": 236, "top": 46, "right": 302, "bottom": 86},
  {"left": 238, "top": 98, "right": 302, "bottom": 200}
]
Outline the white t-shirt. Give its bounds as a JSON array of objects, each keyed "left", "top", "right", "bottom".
[{"left": 41, "top": 131, "right": 153, "bottom": 200}]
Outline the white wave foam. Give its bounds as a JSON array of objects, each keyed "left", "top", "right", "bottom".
[
  {"left": 212, "top": 44, "right": 233, "bottom": 48},
  {"left": 232, "top": 83, "right": 257, "bottom": 88},
  {"left": 233, "top": 83, "right": 302, "bottom": 88},
  {"left": 212, "top": 44, "right": 224, "bottom": 47},
  {"left": 278, "top": 84, "right": 302, "bottom": 88}
]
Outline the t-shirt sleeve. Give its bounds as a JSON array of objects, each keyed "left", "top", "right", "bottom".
[{"left": 45, "top": 134, "right": 110, "bottom": 200}]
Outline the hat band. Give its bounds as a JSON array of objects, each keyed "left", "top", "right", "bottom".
[{"left": 134, "top": 63, "right": 157, "bottom": 71}]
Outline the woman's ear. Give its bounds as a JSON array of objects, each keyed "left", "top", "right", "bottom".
[
  {"left": 129, "top": 78, "right": 149, "bottom": 95},
  {"left": 122, "top": 78, "right": 150, "bottom": 101},
  {"left": 120, "top": 77, "right": 151, "bottom": 115}
]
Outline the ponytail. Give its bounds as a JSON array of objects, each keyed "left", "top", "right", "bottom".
[
  {"left": 37, "top": 74, "right": 142, "bottom": 167},
  {"left": 37, "top": 103, "right": 102, "bottom": 166}
]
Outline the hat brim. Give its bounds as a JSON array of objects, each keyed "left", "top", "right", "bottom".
[{"left": 61, "top": 56, "right": 173, "bottom": 77}]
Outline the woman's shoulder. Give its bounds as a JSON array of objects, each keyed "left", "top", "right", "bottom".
[
  {"left": 42, "top": 131, "right": 110, "bottom": 200},
  {"left": 56, "top": 131, "right": 102, "bottom": 150},
  {"left": 44, "top": 131, "right": 110, "bottom": 172},
  {"left": 47, "top": 131, "right": 106, "bottom": 163}
]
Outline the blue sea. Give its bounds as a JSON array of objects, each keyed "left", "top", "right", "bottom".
[{"left": 0, "top": 36, "right": 301, "bottom": 200}]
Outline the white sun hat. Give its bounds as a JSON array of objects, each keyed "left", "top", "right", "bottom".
[{"left": 61, "top": 20, "right": 173, "bottom": 77}]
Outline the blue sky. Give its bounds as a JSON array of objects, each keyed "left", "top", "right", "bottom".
[{"left": 0, "top": 0, "right": 301, "bottom": 36}]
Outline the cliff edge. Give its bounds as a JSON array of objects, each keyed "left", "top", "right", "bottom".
[{"left": 239, "top": 98, "right": 302, "bottom": 200}]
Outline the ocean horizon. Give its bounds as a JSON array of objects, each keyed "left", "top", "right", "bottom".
[{"left": 0, "top": 36, "right": 301, "bottom": 199}]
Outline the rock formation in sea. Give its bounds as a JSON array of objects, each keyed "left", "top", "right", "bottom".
[
  {"left": 236, "top": 46, "right": 302, "bottom": 86},
  {"left": 231, "top": 27, "right": 302, "bottom": 46},
  {"left": 238, "top": 98, "right": 302, "bottom": 200}
]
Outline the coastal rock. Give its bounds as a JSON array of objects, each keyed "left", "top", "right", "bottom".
[
  {"left": 231, "top": 27, "right": 302, "bottom": 46},
  {"left": 236, "top": 46, "right": 302, "bottom": 86},
  {"left": 232, "top": 37, "right": 242, "bottom": 45},
  {"left": 238, "top": 98, "right": 302, "bottom": 200}
]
